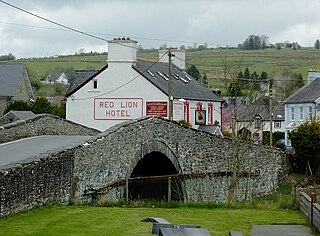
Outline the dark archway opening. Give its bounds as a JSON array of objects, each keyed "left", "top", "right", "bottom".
[{"left": 129, "top": 152, "right": 183, "bottom": 201}]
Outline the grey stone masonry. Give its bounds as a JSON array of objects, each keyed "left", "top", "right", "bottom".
[
  {"left": 0, "top": 114, "right": 100, "bottom": 143},
  {"left": 0, "top": 150, "right": 74, "bottom": 217},
  {"left": 0, "top": 116, "right": 289, "bottom": 217},
  {"left": 73, "top": 116, "right": 288, "bottom": 202}
]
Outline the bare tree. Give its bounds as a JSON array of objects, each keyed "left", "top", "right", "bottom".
[{"left": 272, "top": 69, "right": 304, "bottom": 102}]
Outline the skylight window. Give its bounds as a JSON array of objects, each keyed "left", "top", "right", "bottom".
[
  {"left": 185, "top": 75, "right": 192, "bottom": 81},
  {"left": 176, "top": 74, "right": 189, "bottom": 83},
  {"left": 147, "top": 70, "right": 155, "bottom": 77},
  {"left": 173, "top": 74, "right": 180, "bottom": 80},
  {"left": 156, "top": 71, "right": 169, "bottom": 81}
]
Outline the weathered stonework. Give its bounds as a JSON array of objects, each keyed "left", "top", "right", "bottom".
[
  {"left": 0, "top": 114, "right": 100, "bottom": 143},
  {"left": 72, "top": 116, "right": 288, "bottom": 202},
  {"left": 0, "top": 150, "right": 74, "bottom": 217},
  {"left": 0, "top": 116, "right": 289, "bottom": 217}
]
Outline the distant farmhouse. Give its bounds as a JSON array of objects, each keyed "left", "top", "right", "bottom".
[
  {"left": 44, "top": 72, "right": 69, "bottom": 85},
  {"left": 0, "top": 64, "right": 34, "bottom": 115},
  {"left": 66, "top": 38, "right": 223, "bottom": 131}
]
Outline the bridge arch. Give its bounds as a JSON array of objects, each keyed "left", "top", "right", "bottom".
[{"left": 127, "top": 140, "right": 185, "bottom": 201}]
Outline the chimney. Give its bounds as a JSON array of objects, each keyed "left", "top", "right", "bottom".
[
  {"left": 159, "top": 48, "right": 186, "bottom": 70},
  {"left": 107, "top": 38, "right": 138, "bottom": 66}
]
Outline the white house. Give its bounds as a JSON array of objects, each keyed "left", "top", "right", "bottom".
[
  {"left": 283, "top": 78, "right": 320, "bottom": 146},
  {"left": 45, "top": 72, "right": 69, "bottom": 85},
  {"left": 65, "top": 38, "right": 223, "bottom": 131}
]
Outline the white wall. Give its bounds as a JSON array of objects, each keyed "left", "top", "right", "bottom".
[
  {"left": 284, "top": 102, "right": 315, "bottom": 146},
  {"left": 67, "top": 64, "right": 168, "bottom": 131}
]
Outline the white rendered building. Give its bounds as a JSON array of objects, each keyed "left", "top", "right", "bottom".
[{"left": 66, "top": 38, "right": 223, "bottom": 131}]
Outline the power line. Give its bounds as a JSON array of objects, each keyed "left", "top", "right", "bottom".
[
  {"left": 0, "top": 20, "right": 236, "bottom": 48},
  {"left": 73, "top": 51, "right": 168, "bottom": 101},
  {"left": 0, "top": 0, "right": 138, "bottom": 50},
  {"left": 0, "top": 0, "right": 108, "bottom": 42}
]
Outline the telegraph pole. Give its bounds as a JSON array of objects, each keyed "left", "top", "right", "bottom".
[
  {"left": 168, "top": 48, "right": 174, "bottom": 120},
  {"left": 269, "top": 78, "right": 273, "bottom": 147}
]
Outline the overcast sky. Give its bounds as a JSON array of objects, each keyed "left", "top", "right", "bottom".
[{"left": 1, "top": 0, "right": 320, "bottom": 58}]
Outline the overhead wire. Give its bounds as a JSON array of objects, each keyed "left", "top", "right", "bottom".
[{"left": 0, "top": 0, "right": 138, "bottom": 50}]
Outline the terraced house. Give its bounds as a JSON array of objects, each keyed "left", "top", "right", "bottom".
[{"left": 284, "top": 75, "right": 320, "bottom": 146}]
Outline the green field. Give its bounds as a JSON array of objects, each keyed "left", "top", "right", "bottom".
[
  {"left": 7, "top": 47, "right": 320, "bottom": 95},
  {"left": 0, "top": 205, "right": 307, "bottom": 236}
]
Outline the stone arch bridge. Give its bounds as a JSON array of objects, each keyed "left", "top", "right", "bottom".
[{"left": 0, "top": 115, "right": 287, "bottom": 216}]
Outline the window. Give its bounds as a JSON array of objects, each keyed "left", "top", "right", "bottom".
[
  {"left": 299, "top": 107, "right": 303, "bottom": 120},
  {"left": 274, "top": 121, "right": 281, "bottom": 128},
  {"left": 291, "top": 107, "right": 295, "bottom": 121},
  {"left": 93, "top": 80, "right": 98, "bottom": 90},
  {"left": 254, "top": 117, "right": 261, "bottom": 129},
  {"left": 208, "top": 103, "right": 213, "bottom": 125},
  {"left": 309, "top": 106, "right": 313, "bottom": 120}
]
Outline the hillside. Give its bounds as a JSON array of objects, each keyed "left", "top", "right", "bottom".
[{"left": 13, "top": 47, "right": 320, "bottom": 95}]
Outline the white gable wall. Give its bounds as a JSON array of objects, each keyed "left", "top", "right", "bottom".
[{"left": 67, "top": 63, "right": 168, "bottom": 131}]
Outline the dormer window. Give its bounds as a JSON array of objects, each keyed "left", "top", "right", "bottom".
[{"left": 93, "top": 80, "right": 98, "bottom": 90}]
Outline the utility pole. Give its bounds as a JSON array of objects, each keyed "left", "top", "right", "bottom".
[
  {"left": 168, "top": 48, "right": 174, "bottom": 120},
  {"left": 269, "top": 78, "right": 273, "bottom": 147}
]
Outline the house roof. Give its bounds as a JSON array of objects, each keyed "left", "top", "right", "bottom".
[
  {"left": 66, "top": 60, "right": 222, "bottom": 102},
  {"left": 283, "top": 78, "right": 320, "bottom": 104},
  {"left": 5, "top": 110, "right": 36, "bottom": 120},
  {"left": 66, "top": 69, "right": 100, "bottom": 96},
  {"left": 0, "top": 64, "right": 26, "bottom": 97},
  {"left": 134, "top": 59, "right": 222, "bottom": 101},
  {"left": 236, "top": 104, "right": 284, "bottom": 121}
]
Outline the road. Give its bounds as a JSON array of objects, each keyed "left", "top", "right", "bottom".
[{"left": 0, "top": 135, "right": 92, "bottom": 167}]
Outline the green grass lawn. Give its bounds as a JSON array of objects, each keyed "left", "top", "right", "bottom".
[{"left": 0, "top": 205, "right": 307, "bottom": 236}]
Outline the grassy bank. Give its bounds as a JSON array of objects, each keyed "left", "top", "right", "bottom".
[{"left": 0, "top": 203, "right": 306, "bottom": 236}]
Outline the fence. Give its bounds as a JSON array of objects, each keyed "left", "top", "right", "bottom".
[
  {"left": 300, "top": 191, "right": 320, "bottom": 231},
  {"left": 87, "top": 171, "right": 260, "bottom": 202}
]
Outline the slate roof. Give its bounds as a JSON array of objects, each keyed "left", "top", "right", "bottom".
[
  {"left": 0, "top": 64, "right": 26, "bottom": 97},
  {"left": 66, "top": 69, "right": 100, "bottom": 96},
  {"left": 283, "top": 78, "right": 320, "bottom": 104},
  {"left": 66, "top": 60, "right": 222, "bottom": 102},
  {"left": 236, "top": 104, "right": 284, "bottom": 121},
  {"left": 9, "top": 110, "right": 36, "bottom": 120},
  {"left": 133, "top": 59, "right": 222, "bottom": 101}
]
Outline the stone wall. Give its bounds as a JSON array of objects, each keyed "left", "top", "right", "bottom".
[
  {"left": 0, "top": 116, "right": 289, "bottom": 217},
  {"left": 73, "top": 116, "right": 288, "bottom": 202},
  {"left": 0, "top": 114, "right": 100, "bottom": 143},
  {"left": 0, "top": 98, "right": 8, "bottom": 117},
  {"left": 0, "top": 149, "right": 74, "bottom": 217},
  {"left": 300, "top": 192, "right": 320, "bottom": 232}
]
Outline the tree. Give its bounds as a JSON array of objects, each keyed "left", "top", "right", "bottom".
[
  {"left": 243, "top": 67, "right": 250, "bottom": 80},
  {"left": 186, "top": 65, "right": 201, "bottom": 81},
  {"left": 31, "top": 97, "right": 52, "bottom": 114},
  {"left": 0, "top": 53, "right": 16, "bottom": 61},
  {"left": 260, "top": 71, "right": 269, "bottom": 83},
  {"left": 272, "top": 69, "right": 304, "bottom": 102},
  {"left": 250, "top": 71, "right": 260, "bottom": 91},
  {"left": 289, "top": 119, "right": 320, "bottom": 176},
  {"left": 315, "top": 39, "right": 320, "bottom": 49},
  {"left": 30, "top": 78, "right": 42, "bottom": 91},
  {"left": 202, "top": 72, "right": 208, "bottom": 87},
  {"left": 51, "top": 103, "right": 66, "bottom": 118},
  {"left": 3, "top": 100, "right": 30, "bottom": 115}
]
